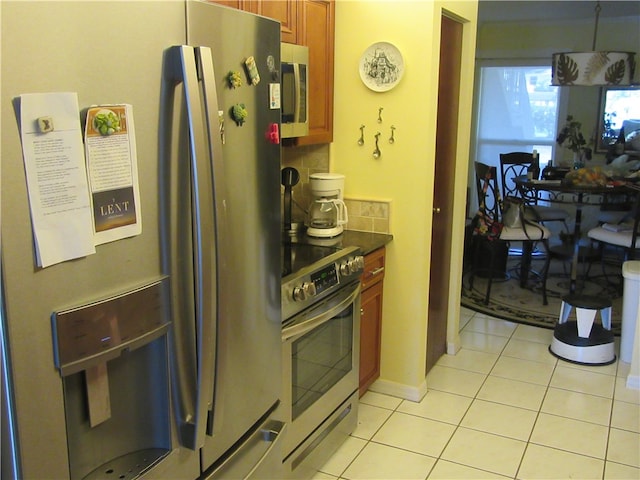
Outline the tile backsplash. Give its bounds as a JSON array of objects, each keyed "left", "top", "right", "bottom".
[
  {"left": 343, "top": 198, "right": 391, "bottom": 234},
  {"left": 281, "top": 144, "right": 391, "bottom": 234},
  {"left": 281, "top": 144, "right": 330, "bottom": 222}
]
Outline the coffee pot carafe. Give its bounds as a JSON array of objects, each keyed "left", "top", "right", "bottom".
[
  {"left": 306, "top": 173, "right": 348, "bottom": 238},
  {"left": 306, "top": 198, "right": 348, "bottom": 237}
]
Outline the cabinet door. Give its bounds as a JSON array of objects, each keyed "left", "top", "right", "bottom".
[
  {"left": 207, "top": 0, "right": 247, "bottom": 9},
  {"left": 207, "top": 1, "right": 297, "bottom": 42},
  {"left": 295, "top": 0, "right": 334, "bottom": 145},
  {"left": 256, "top": 1, "right": 299, "bottom": 43},
  {"left": 359, "top": 281, "right": 383, "bottom": 396},
  {"left": 361, "top": 247, "right": 385, "bottom": 290}
]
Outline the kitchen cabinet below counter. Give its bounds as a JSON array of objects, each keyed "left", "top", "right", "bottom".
[{"left": 359, "top": 246, "right": 386, "bottom": 396}]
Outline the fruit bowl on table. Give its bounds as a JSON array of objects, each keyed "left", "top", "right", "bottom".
[{"left": 562, "top": 167, "right": 608, "bottom": 187}]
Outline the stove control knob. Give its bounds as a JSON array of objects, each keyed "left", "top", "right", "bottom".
[
  {"left": 346, "top": 259, "right": 356, "bottom": 274},
  {"left": 293, "top": 281, "right": 316, "bottom": 301},
  {"left": 354, "top": 255, "right": 365, "bottom": 272},
  {"left": 339, "top": 261, "right": 351, "bottom": 276},
  {"left": 348, "top": 256, "right": 364, "bottom": 274},
  {"left": 342, "top": 256, "right": 364, "bottom": 276}
]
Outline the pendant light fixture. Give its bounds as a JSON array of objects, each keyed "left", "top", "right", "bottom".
[{"left": 551, "top": 1, "right": 636, "bottom": 86}]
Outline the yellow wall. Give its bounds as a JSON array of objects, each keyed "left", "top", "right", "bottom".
[{"left": 332, "top": 0, "right": 478, "bottom": 398}]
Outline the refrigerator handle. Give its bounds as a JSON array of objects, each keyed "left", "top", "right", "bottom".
[
  {"left": 170, "top": 45, "right": 217, "bottom": 450},
  {"left": 195, "top": 46, "right": 227, "bottom": 429}
]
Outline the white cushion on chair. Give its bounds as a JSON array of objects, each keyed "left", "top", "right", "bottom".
[
  {"left": 588, "top": 226, "right": 640, "bottom": 248},
  {"left": 500, "top": 223, "right": 551, "bottom": 241}
]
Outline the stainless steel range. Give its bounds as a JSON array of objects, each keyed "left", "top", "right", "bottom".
[{"left": 281, "top": 242, "right": 364, "bottom": 479}]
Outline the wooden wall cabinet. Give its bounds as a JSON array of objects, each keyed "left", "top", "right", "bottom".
[
  {"left": 359, "top": 247, "right": 385, "bottom": 397},
  {"left": 207, "top": 1, "right": 298, "bottom": 43},
  {"left": 293, "top": 0, "right": 334, "bottom": 145},
  {"left": 257, "top": 1, "right": 299, "bottom": 43},
  {"left": 208, "top": 0, "right": 245, "bottom": 8},
  {"left": 208, "top": 0, "right": 335, "bottom": 145}
]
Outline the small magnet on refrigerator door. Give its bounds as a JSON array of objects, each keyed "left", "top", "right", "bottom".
[
  {"left": 218, "top": 110, "right": 226, "bottom": 144},
  {"left": 244, "top": 56, "right": 260, "bottom": 86},
  {"left": 37, "top": 116, "right": 54, "bottom": 133},
  {"left": 266, "top": 123, "right": 280, "bottom": 144},
  {"left": 226, "top": 71, "right": 243, "bottom": 89},
  {"left": 269, "top": 83, "right": 281, "bottom": 110},
  {"left": 230, "top": 103, "right": 248, "bottom": 126},
  {"left": 266, "top": 55, "right": 280, "bottom": 81}
]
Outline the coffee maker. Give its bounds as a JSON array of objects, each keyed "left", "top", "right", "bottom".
[{"left": 307, "top": 173, "right": 348, "bottom": 238}]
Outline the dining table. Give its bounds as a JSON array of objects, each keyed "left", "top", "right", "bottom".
[{"left": 514, "top": 175, "right": 636, "bottom": 294}]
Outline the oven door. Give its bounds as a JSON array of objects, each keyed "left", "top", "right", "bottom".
[{"left": 282, "top": 280, "right": 361, "bottom": 460}]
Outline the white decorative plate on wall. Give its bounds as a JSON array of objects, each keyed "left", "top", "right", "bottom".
[{"left": 359, "top": 42, "right": 404, "bottom": 92}]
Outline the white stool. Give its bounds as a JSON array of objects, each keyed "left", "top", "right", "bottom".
[{"left": 549, "top": 294, "right": 616, "bottom": 365}]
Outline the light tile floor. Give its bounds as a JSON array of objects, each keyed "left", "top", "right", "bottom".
[{"left": 315, "top": 307, "right": 640, "bottom": 480}]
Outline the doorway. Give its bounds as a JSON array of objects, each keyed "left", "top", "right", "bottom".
[{"left": 426, "top": 14, "right": 463, "bottom": 374}]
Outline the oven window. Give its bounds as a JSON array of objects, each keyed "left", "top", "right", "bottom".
[{"left": 291, "top": 305, "right": 353, "bottom": 420}]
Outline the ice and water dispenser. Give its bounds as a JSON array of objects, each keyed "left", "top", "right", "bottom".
[{"left": 52, "top": 278, "right": 172, "bottom": 480}]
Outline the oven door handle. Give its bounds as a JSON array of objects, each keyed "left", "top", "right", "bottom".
[{"left": 282, "top": 282, "right": 361, "bottom": 341}]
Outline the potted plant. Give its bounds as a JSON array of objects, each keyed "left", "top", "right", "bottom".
[
  {"left": 602, "top": 112, "right": 618, "bottom": 145},
  {"left": 556, "top": 115, "right": 593, "bottom": 169}
]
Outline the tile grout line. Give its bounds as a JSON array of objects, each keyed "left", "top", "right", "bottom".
[
  {"left": 422, "top": 312, "right": 521, "bottom": 479},
  {"left": 327, "top": 393, "right": 406, "bottom": 479},
  {"left": 602, "top": 363, "right": 619, "bottom": 479},
  {"left": 513, "top": 346, "right": 560, "bottom": 480}
]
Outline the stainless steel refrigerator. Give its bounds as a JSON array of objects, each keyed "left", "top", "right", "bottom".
[{"left": 1, "top": 1, "right": 284, "bottom": 479}]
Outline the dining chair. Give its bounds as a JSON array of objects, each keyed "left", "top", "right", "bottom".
[
  {"left": 469, "top": 161, "right": 552, "bottom": 305},
  {"left": 597, "top": 192, "right": 635, "bottom": 225},
  {"left": 587, "top": 186, "right": 640, "bottom": 266},
  {"left": 499, "top": 152, "right": 570, "bottom": 232}
]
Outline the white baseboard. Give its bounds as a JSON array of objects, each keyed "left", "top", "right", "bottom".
[
  {"left": 627, "top": 374, "right": 640, "bottom": 390},
  {"left": 366, "top": 348, "right": 467, "bottom": 402},
  {"left": 447, "top": 341, "right": 461, "bottom": 355},
  {"left": 367, "top": 377, "right": 428, "bottom": 402}
]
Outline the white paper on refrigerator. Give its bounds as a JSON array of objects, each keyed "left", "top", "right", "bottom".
[
  {"left": 19, "top": 92, "right": 96, "bottom": 268},
  {"left": 84, "top": 104, "right": 142, "bottom": 245}
]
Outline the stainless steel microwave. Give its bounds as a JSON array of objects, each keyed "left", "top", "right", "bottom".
[{"left": 281, "top": 43, "right": 309, "bottom": 138}]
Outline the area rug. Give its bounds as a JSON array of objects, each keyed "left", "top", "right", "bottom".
[{"left": 461, "top": 251, "right": 623, "bottom": 335}]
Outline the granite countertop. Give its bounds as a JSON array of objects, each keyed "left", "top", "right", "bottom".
[{"left": 340, "top": 230, "right": 393, "bottom": 255}]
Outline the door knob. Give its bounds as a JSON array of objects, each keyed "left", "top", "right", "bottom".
[{"left": 433, "top": 207, "right": 441, "bottom": 213}]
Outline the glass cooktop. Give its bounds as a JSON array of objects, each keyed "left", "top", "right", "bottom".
[{"left": 281, "top": 242, "right": 341, "bottom": 278}]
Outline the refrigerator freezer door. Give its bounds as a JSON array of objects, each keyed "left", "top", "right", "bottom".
[
  {"left": 186, "top": 1, "right": 284, "bottom": 472},
  {"left": 202, "top": 419, "right": 286, "bottom": 480}
]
